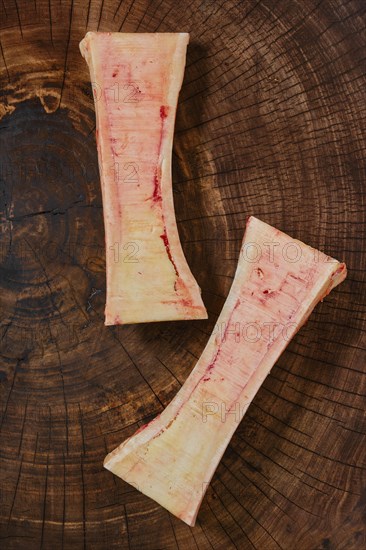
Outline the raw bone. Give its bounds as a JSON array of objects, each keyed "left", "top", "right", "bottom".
[
  {"left": 79, "top": 32, "right": 207, "bottom": 325},
  {"left": 104, "top": 216, "right": 347, "bottom": 525}
]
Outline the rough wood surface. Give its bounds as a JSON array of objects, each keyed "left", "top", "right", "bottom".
[{"left": 0, "top": 1, "right": 365, "bottom": 549}]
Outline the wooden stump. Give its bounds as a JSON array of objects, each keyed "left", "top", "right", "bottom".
[{"left": 0, "top": 1, "right": 365, "bottom": 548}]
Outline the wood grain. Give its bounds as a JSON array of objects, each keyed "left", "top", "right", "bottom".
[{"left": 0, "top": 1, "right": 365, "bottom": 548}]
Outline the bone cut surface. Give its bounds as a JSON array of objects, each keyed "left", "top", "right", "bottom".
[
  {"left": 104, "top": 216, "right": 347, "bottom": 525},
  {"left": 79, "top": 32, "right": 207, "bottom": 325}
]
